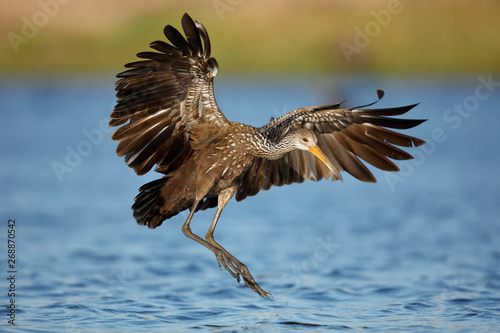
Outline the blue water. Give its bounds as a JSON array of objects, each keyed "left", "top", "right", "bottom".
[{"left": 1, "top": 74, "right": 499, "bottom": 332}]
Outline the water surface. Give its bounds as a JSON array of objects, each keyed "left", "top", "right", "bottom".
[{"left": 0, "top": 75, "right": 499, "bottom": 332}]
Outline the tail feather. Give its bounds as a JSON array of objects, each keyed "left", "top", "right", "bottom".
[
  {"left": 132, "top": 178, "right": 167, "bottom": 224},
  {"left": 132, "top": 173, "right": 199, "bottom": 229},
  {"left": 131, "top": 170, "right": 220, "bottom": 228},
  {"left": 133, "top": 176, "right": 195, "bottom": 228},
  {"left": 133, "top": 178, "right": 169, "bottom": 228}
]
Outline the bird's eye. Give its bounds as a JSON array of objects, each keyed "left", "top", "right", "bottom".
[{"left": 302, "top": 138, "right": 308, "bottom": 142}]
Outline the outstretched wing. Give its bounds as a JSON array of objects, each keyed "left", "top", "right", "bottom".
[
  {"left": 235, "top": 90, "right": 426, "bottom": 201},
  {"left": 110, "top": 13, "right": 228, "bottom": 176}
]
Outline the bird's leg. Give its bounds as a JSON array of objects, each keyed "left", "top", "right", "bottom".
[
  {"left": 181, "top": 200, "right": 222, "bottom": 259},
  {"left": 205, "top": 187, "right": 272, "bottom": 298},
  {"left": 207, "top": 207, "right": 271, "bottom": 297},
  {"left": 206, "top": 205, "right": 240, "bottom": 280},
  {"left": 181, "top": 196, "right": 270, "bottom": 297}
]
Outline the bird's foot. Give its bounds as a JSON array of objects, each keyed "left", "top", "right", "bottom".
[{"left": 214, "top": 250, "right": 272, "bottom": 298}]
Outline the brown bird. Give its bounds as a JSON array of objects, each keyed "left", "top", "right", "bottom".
[{"left": 110, "top": 13, "right": 426, "bottom": 297}]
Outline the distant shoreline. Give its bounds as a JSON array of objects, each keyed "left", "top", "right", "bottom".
[{"left": 1, "top": 0, "right": 499, "bottom": 74}]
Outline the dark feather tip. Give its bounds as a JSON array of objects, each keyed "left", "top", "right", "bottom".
[{"left": 376, "top": 89, "right": 385, "bottom": 99}]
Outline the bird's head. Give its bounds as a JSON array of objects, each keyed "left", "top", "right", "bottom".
[{"left": 289, "top": 129, "right": 335, "bottom": 173}]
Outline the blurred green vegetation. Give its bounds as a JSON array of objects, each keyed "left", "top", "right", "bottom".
[{"left": 1, "top": 0, "right": 499, "bottom": 75}]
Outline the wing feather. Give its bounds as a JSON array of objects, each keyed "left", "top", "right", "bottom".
[
  {"left": 182, "top": 14, "right": 203, "bottom": 57},
  {"left": 288, "top": 150, "right": 304, "bottom": 183},
  {"left": 163, "top": 25, "right": 192, "bottom": 55},
  {"left": 235, "top": 90, "right": 426, "bottom": 201},
  {"left": 148, "top": 40, "right": 179, "bottom": 55},
  {"left": 110, "top": 13, "right": 228, "bottom": 176}
]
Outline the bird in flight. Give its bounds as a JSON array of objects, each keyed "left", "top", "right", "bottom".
[{"left": 110, "top": 13, "right": 426, "bottom": 297}]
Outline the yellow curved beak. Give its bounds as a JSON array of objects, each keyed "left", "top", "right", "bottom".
[{"left": 308, "top": 145, "right": 335, "bottom": 173}]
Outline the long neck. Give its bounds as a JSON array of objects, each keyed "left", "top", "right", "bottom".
[{"left": 252, "top": 134, "right": 296, "bottom": 160}]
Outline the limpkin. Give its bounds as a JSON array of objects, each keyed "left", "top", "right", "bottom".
[{"left": 110, "top": 13, "right": 426, "bottom": 297}]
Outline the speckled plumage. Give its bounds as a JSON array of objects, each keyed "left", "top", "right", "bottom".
[{"left": 110, "top": 14, "right": 426, "bottom": 297}]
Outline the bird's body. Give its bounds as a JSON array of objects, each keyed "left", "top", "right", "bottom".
[
  {"left": 110, "top": 13, "right": 426, "bottom": 297},
  {"left": 133, "top": 120, "right": 325, "bottom": 228}
]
